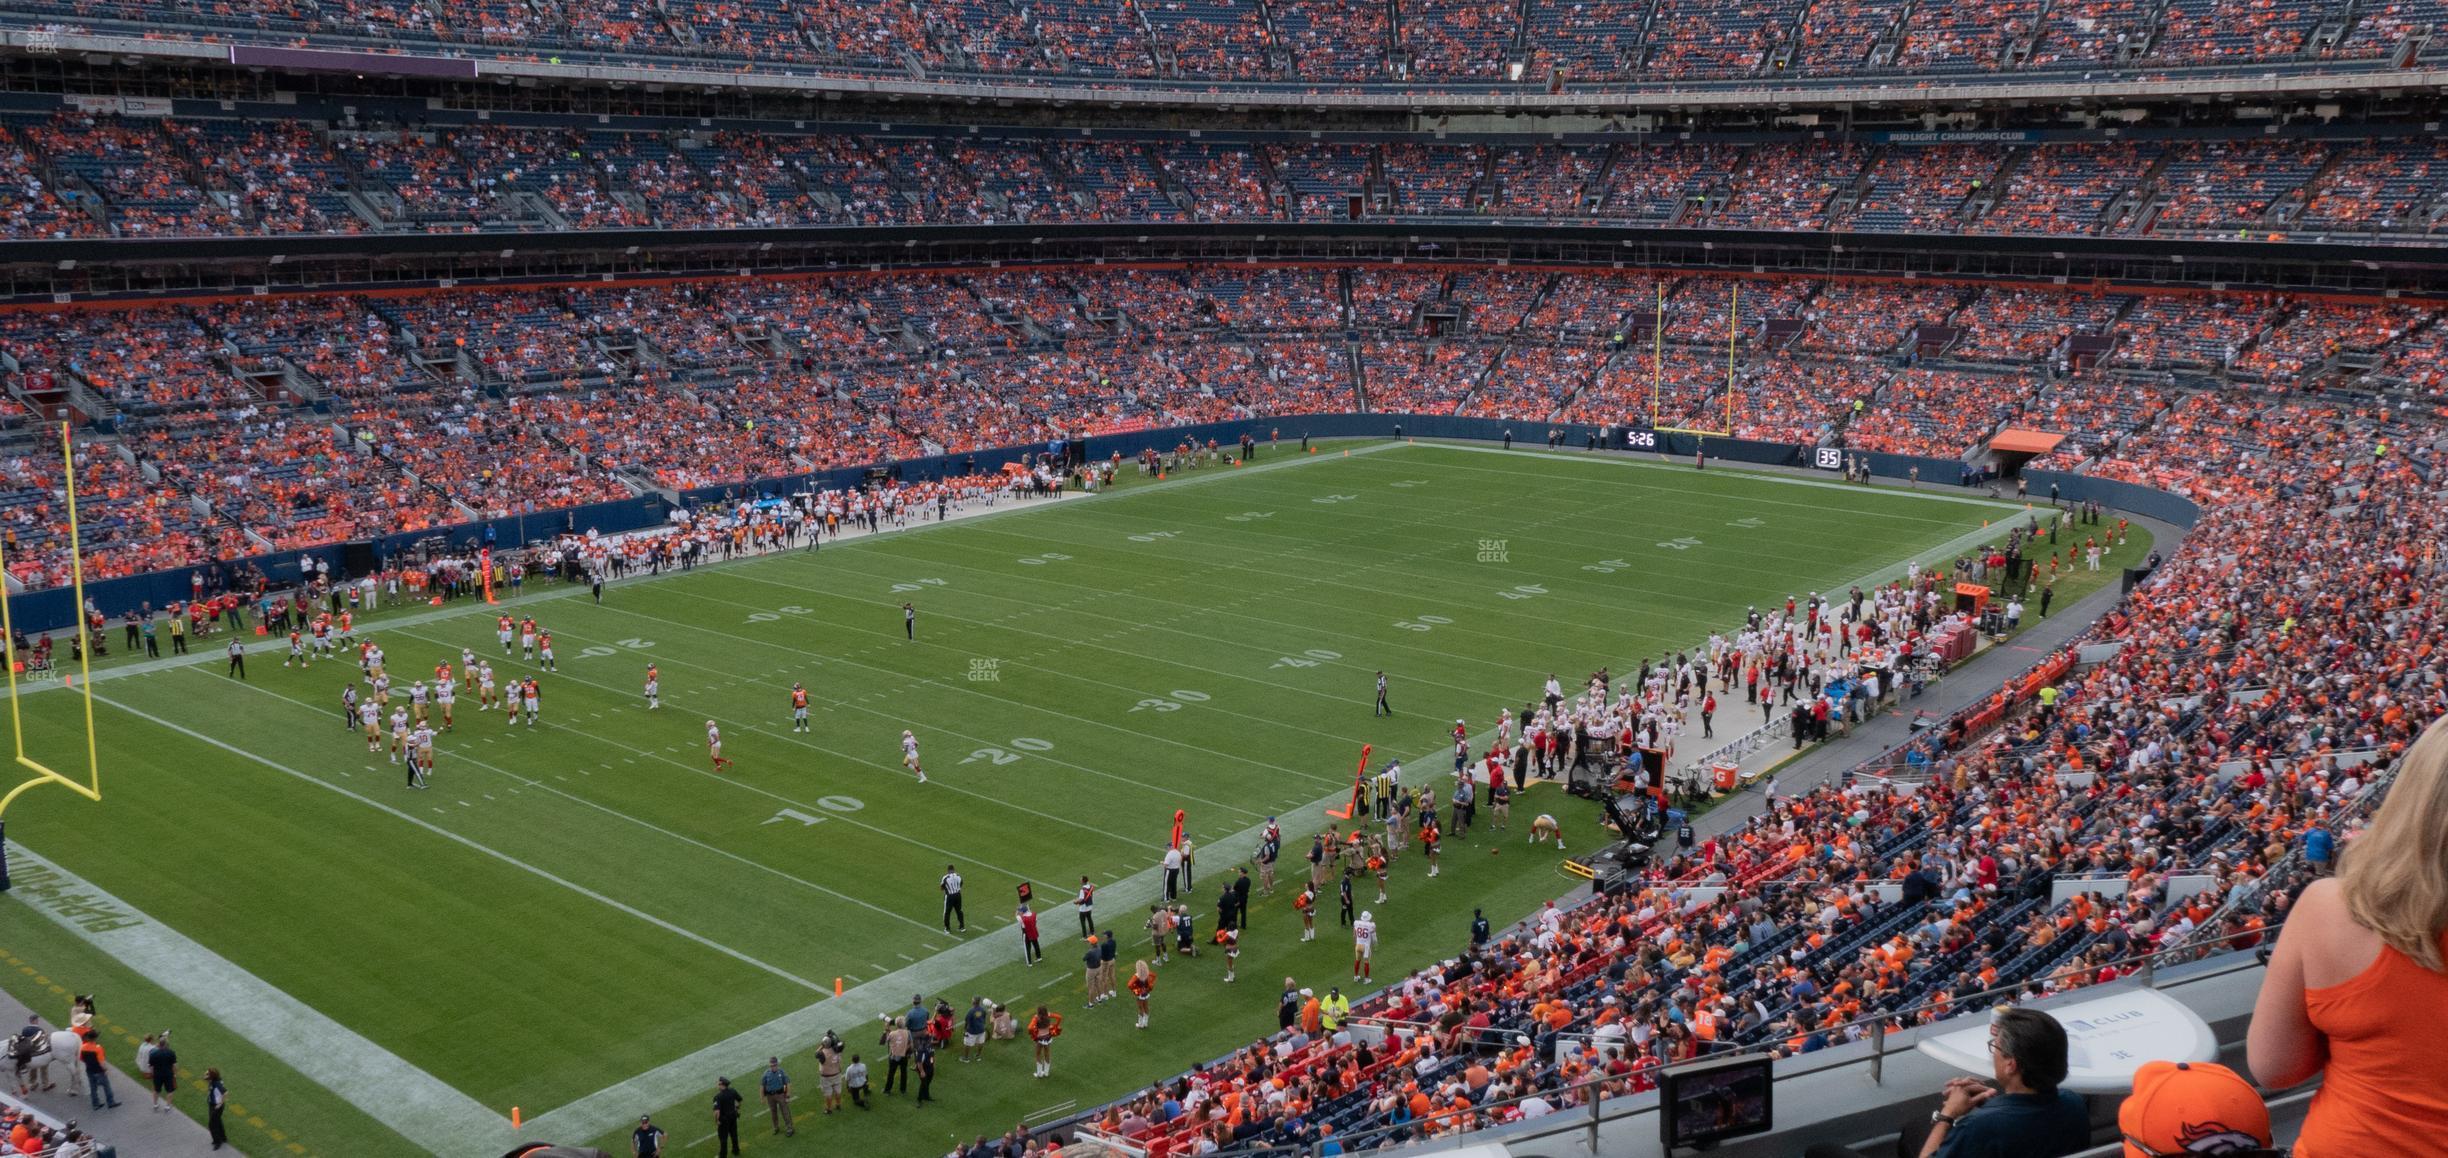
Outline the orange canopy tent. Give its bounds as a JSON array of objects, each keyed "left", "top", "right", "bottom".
[{"left": 1988, "top": 429, "right": 2067, "bottom": 456}]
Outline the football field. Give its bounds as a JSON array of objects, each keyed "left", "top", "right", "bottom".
[{"left": 0, "top": 441, "right": 2028, "bottom": 1157}]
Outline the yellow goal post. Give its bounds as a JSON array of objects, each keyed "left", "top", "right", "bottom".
[{"left": 0, "top": 422, "right": 104, "bottom": 890}]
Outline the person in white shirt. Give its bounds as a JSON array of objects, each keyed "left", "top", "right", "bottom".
[
  {"left": 389, "top": 708, "right": 410, "bottom": 763},
  {"left": 901, "top": 730, "right": 925, "bottom": 783},
  {"left": 408, "top": 726, "right": 434, "bottom": 788},
  {"left": 1351, "top": 911, "right": 1378, "bottom": 982}
]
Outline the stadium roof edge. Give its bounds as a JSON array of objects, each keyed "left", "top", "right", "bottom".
[{"left": 6, "top": 25, "right": 2447, "bottom": 114}]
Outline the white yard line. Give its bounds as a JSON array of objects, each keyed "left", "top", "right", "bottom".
[
  {"left": 207, "top": 675, "right": 960, "bottom": 938},
  {"left": 27, "top": 441, "right": 1402, "bottom": 698},
  {"left": 1415, "top": 440, "right": 2030, "bottom": 513},
  {"left": 2, "top": 846, "right": 520, "bottom": 1156},
  {"left": 92, "top": 691, "right": 832, "bottom": 1003},
  {"left": 523, "top": 452, "right": 2019, "bottom": 1142},
  {"left": 29, "top": 438, "right": 2002, "bottom": 1151},
  {"left": 518, "top": 743, "right": 1399, "bottom": 1143}
]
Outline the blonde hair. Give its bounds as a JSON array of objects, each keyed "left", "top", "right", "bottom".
[{"left": 2339, "top": 717, "right": 2448, "bottom": 972}]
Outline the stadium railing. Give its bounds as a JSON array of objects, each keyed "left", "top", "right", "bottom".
[{"left": 1317, "top": 936, "right": 2276, "bottom": 1158}]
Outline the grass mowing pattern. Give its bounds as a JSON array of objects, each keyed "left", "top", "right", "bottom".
[{"left": 1, "top": 443, "right": 2021, "bottom": 1156}]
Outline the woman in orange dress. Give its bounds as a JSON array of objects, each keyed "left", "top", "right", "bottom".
[{"left": 2249, "top": 717, "right": 2448, "bottom": 1156}]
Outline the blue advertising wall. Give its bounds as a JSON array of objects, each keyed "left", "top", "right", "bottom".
[{"left": 2, "top": 419, "right": 2197, "bottom": 634}]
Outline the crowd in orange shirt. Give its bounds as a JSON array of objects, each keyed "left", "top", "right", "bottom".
[
  {"left": 5, "top": 114, "right": 2447, "bottom": 244},
  {"left": 0, "top": 270, "right": 2440, "bottom": 589},
  {"left": 1065, "top": 397, "right": 2441, "bottom": 1154}
]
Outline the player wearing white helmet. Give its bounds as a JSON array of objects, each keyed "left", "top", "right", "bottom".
[
  {"left": 1351, "top": 910, "right": 1378, "bottom": 982},
  {"left": 433, "top": 670, "right": 455, "bottom": 731},
  {"left": 901, "top": 730, "right": 925, "bottom": 783},
  {"left": 707, "top": 720, "right": 733, "bottom": 772},
  {"left": 388, "top": 706, "right": 411, "bottom": 764}
]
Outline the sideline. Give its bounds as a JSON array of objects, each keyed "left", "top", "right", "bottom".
[
  {"left": 520, "top": 451, "right": 2020, "bottom": 1144},
  {"left": 1411, "top": 439, "right": 2031, "bottom": 513},
  {"left": 18, "top": 438, "right": 2041, "bottom": 1151},
  {"left": 1, "top": 845, "right": 511, "bottom": 1155},
  {"left": 21, "top": 440, "right": 1406, "bottom": 697}
]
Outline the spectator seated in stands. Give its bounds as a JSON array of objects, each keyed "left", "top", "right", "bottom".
[{"left": 1802, "top": 1007, "right": 2088, "bottom": 1158}]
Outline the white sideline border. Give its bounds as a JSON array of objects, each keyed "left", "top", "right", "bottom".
[
  {"left": 1, "top": 844, "right": 514, "bottom": 1155},
  {"left": 0, "top": 439, "right": 1408, "bottom": 1156},
  {"left": 7, "top": 436, "right": 2027, "bottom": 1152},
  {"left": 18, "top": 439, "right": 1407, "bottom": 698},
  {"left": 1409, "top": 439, "right": 2032, "bottom": 514},
  {"left": 524, "top": 443, "right": 2028, "bottom": 1144}
]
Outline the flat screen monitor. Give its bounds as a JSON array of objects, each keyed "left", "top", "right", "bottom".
[{"left": 1658, "top": 1053, "right": 1774, "bottom": 1151}]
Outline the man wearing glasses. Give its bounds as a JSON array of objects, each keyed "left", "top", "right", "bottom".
[
  {"left": 1920, "top": 1008, "right": 2090, "bottom": 1158},
  {"left": 1813, "top": 1007, "right": 2089, "bottom": 1158}
]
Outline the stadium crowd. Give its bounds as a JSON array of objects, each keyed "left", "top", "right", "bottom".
[
  {"left": 4, "top": 265, "right": 2439, "bottom": 591},
  {"left": 1034, "top": 382, "right": 2440, "bottom": 1158},
  {"left": 11, "top": 0, "right": 2443, "bottom": 82},
  {"left": 7, "top": 113, "right": 2448, "bottom": 245}
]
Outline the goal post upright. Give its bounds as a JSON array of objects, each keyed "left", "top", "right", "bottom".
[
  {"left": 1724, "top": 281, "right": 1739, "bottom": 434},
  {"left": 0, "top": 422, "right": 106, "bottom": 890},
  {"left": 1649, "top": 281, "right": 1665, "bottom": 428}
]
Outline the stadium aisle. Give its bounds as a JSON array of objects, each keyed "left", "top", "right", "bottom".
[{"left": 1686, "top": 507, "right": 2193, "bottom": 845}]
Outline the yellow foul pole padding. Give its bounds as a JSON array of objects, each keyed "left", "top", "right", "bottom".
[
  {"left": 1724, "top": 283, "right": 1740, "bottom": 433},
  {"left": 1649, "top": 281, "right": 1665, "bottom": 428}
]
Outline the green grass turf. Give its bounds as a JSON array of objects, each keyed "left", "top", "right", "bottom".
[{"left": 0, "top": 442, "right": 2022, "bottom": 1156}]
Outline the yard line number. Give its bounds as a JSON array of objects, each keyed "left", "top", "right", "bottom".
[
  {"left": 892, "top": 578, "right": 949, "bottom": 593},
  {"left": 1393, "top": 615, "right": 1454, "bottom": 632},
  {"left": 1270, "top": 649, "right": 1342, "bottom": 669},
  {"left": 575, "top": 637, "right": 657, "bottom": 659},
  {"left": 1130, "top": 690, "right": 1212, "bottom": 713},
  {"left": 762, "top": 796, "right": 868, "bottom": 826},
  {"left": 961, "top": 737, "right": 1055, "bottom": 766}
]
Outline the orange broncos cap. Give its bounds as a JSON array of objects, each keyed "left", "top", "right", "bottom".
[{"left": 2118, "top": 1061, "right": 2270, "bottom": 1157}]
